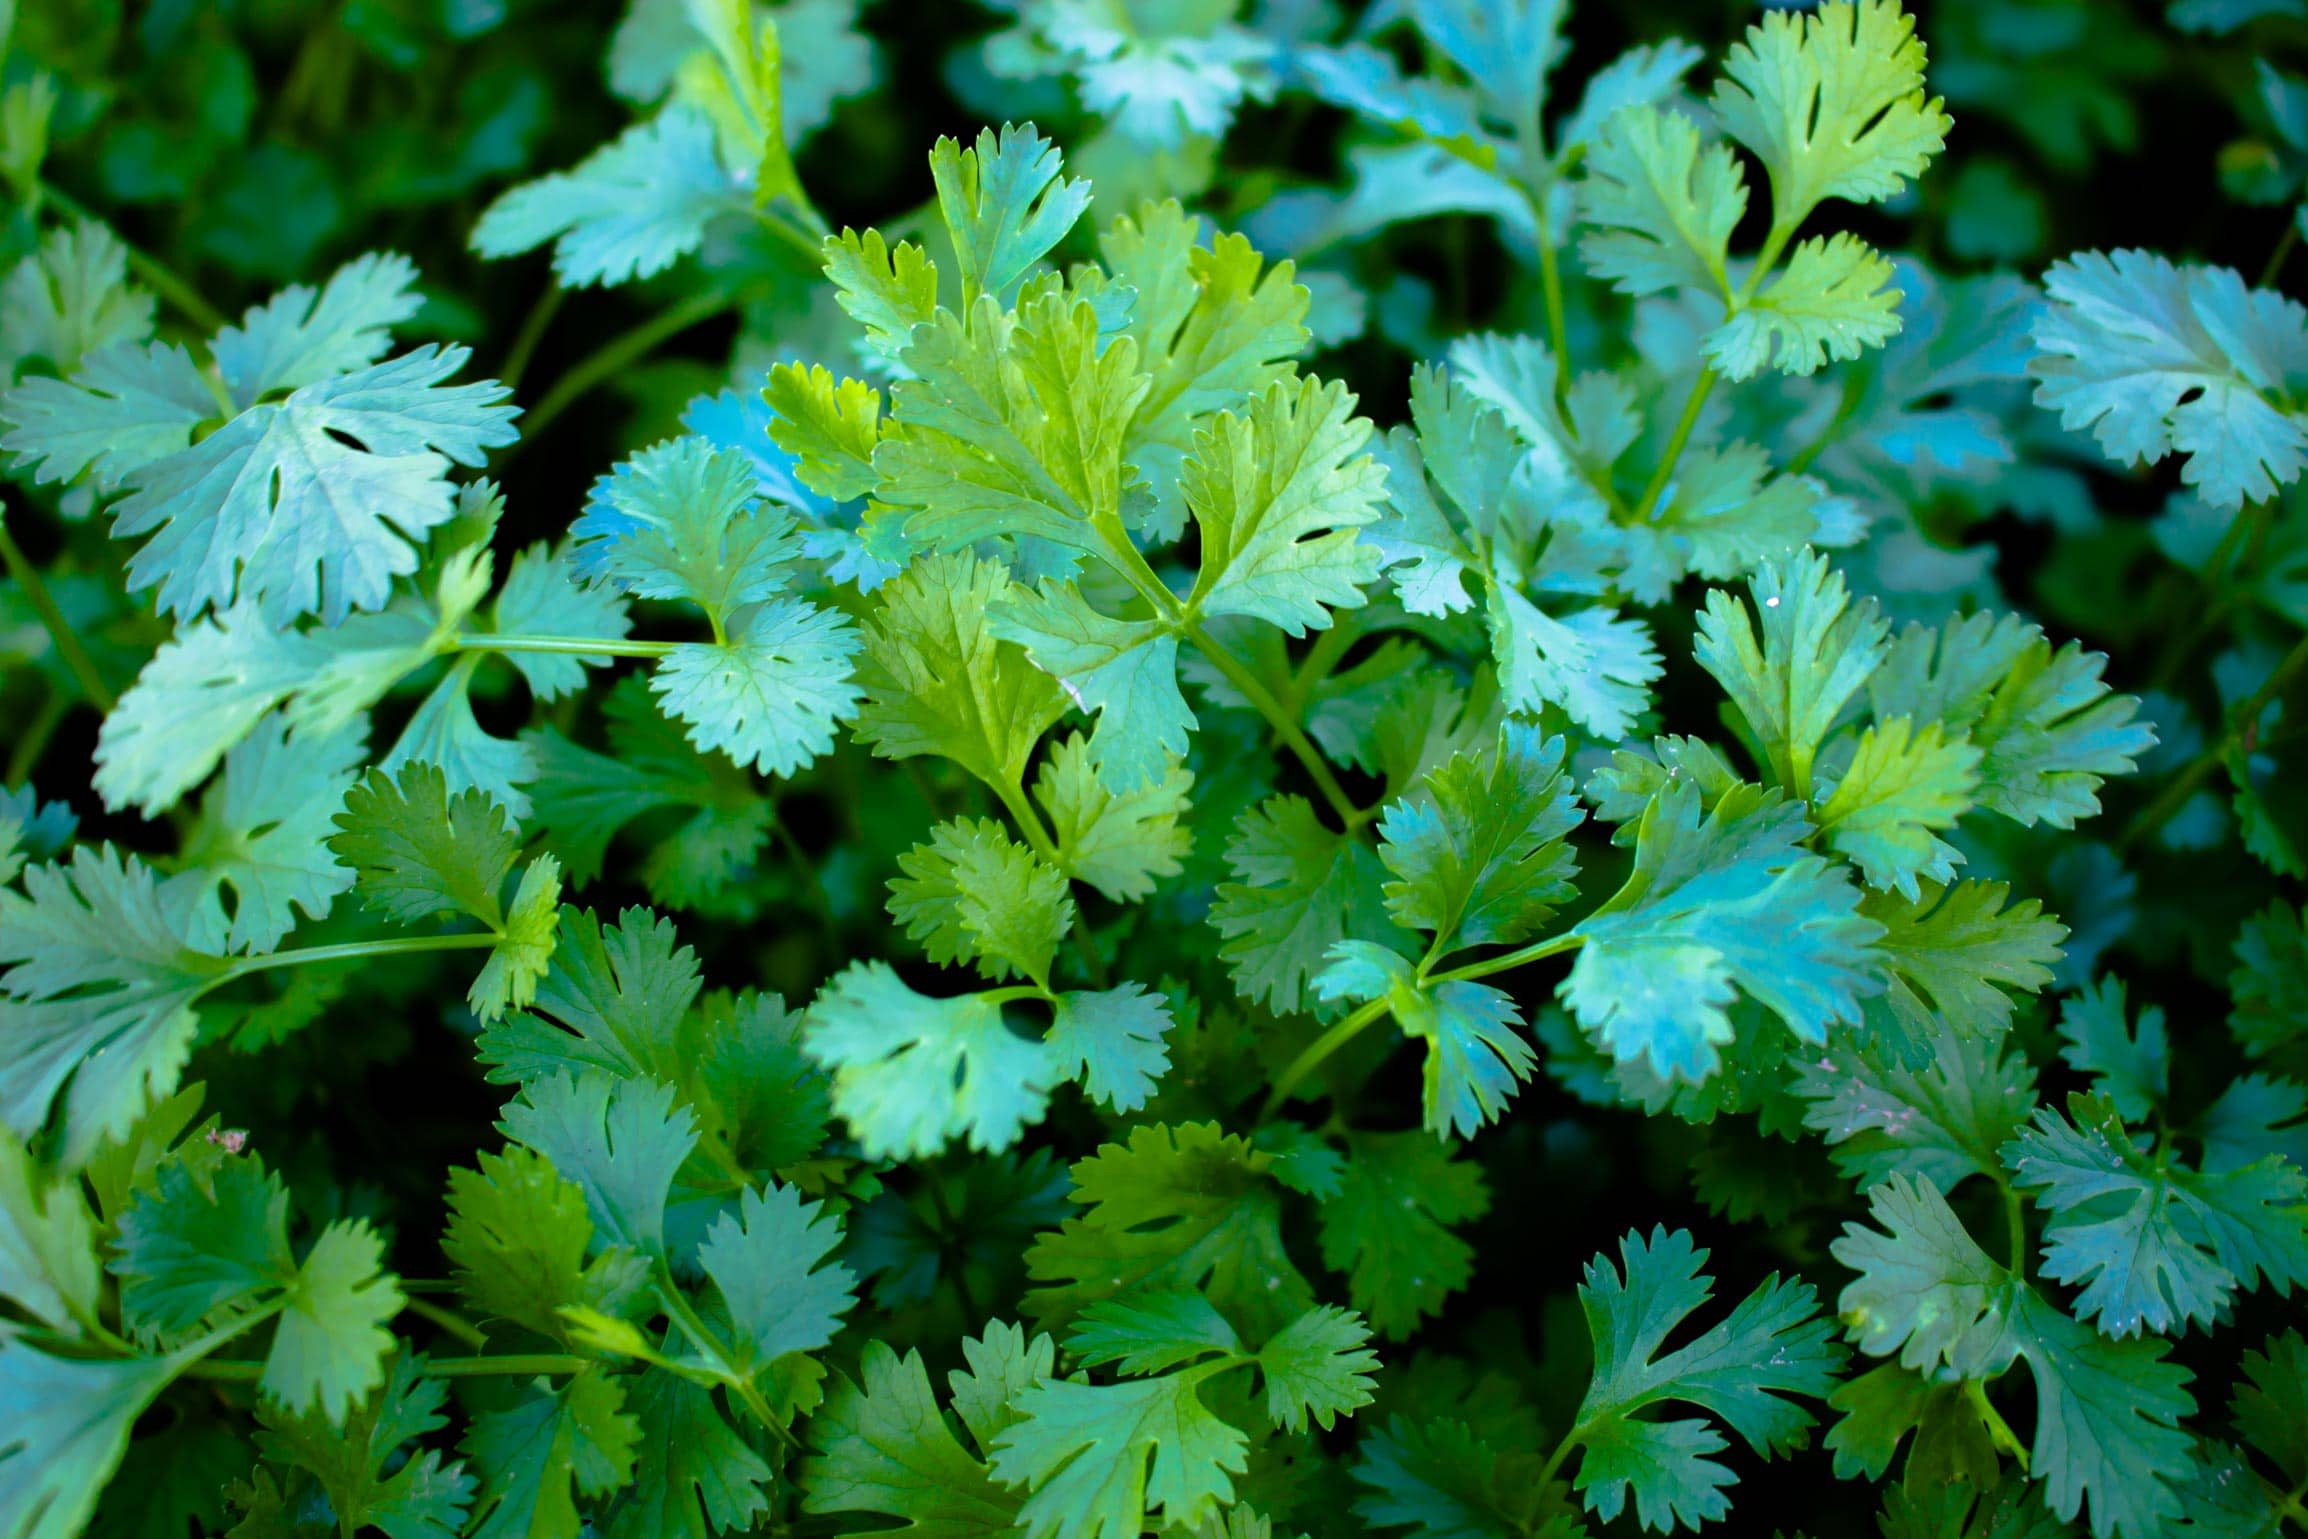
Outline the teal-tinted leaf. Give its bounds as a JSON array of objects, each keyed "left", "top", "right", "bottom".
[{"left": 473, "top": 107, "right": 731, "bottom": 287}]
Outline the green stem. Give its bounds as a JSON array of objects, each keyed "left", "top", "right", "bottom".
[
  {"left": 2001, "top": 1183, "right": 2029, "bottom": 1279},
  {"left": 1963, "top": 1378, "right": 2031, "bottom": 1473},
  {"left": 1262, "top": 997, "right": 1391, "bottom": 1117},
  {"left": 752, "top": 204, "right": 831, "bottom": 267},
  {"left": 1633, "top": 369, "right": 1718, "bottom": 523},
  {"left": 0, "top": 520, "right": 115, "bottom": 713},
  {"left": 507, "top": 289, "right": 741, "bottom": 452},
  {"left": 656, "top": 1279, "right": 802, "bottom": 1452},
  {"left": 37, "top": 182, "right": 229, "bottom": 333},
  {"left": 1182, "top": 623, "right": 1371, "bottom": 831},
  {"left": 6, "top": 689, "right": 69, "bottom": 785},
  {"left": 400, "top": 1296, "right": 490, "bottom": 1352},
  {"left": 219, "top": 931, "right": 501, "bottom": 984},
  {"left": 1433, "top": 929, "right": 1585, "bottom": 984},
  {"left": 496, "top": 281, "right": 566, "bottom": 392},
  {"left": 456, "top": 634, "right": 677, "bottom": 660},
  {"left": 2265, "top": 219, "right": 2302, "bottom": 291},
  {"left": 187, "top": 1352, "right": 591, "bottom": 1382},
  {"left": 1534, "top": 1423, "right": 1584, "bottom": 1496},
  {"left": 1533, "top": 210, "right": 1570, "bottom": 397},
  {"left": 1785, "top": 373, "right": 1861, "bottom": 475},
  {"left": 2121, "top": 626, "right": 2308, "bottom": 852}
]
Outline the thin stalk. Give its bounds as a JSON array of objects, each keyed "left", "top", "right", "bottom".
[
  {"left": 1433, "top": 929, "right": 1585, "bottom": 984},
  {"left": 1262, "top": 997, "right": 1391, "bottom": 1117},
  {"left": 1633, "top": 369, "right": 1717, "bottom": 523},
  {"left": 2121, "top": 627, "right": 2308, "bottom": 851},
  {"left": 1511, "top": 116, "right": 1570, "bottom": 399},
  {"left": 220, "top": 931, "right": 501, "bottom": 983},
  {"left": 2001, "top": 1183, "right": 2029, "bottom": 1279},
  {"left": 454, "top": 634, "right": 676, "bottom": 660},
  {"left": 6, "top": 689, "right": 68, "bottom": 784},
  {"left": 752, "top": 204, "right": 832, "bottom": 267},
  {"left": 400, "top": 1296, "right": 489, "bottom": 1352},
  {"left": 507, "top": 289, "right": 740, "bottom": 452},
  {"left": 1963, "top": 1378, "right": 2031, "bottom": 1472},
  {"left": 656, "top": 1279, "right": 802, "bottom": 1452},
  {"left": 186, "top": 1352, "right": 592, "bottom": 1382},
  {"left": 0, "top": 520, "right": 115, "bottom": 712},
  {"left": 2265, "top": 219, "right": 2302, "bottom": 291},
  {"left": 37, "top": 182, "right": 229, "bottom": 333},
  {"left": 990, "top": 772, "right": 1110, "bottom": 987},
  {"left": 496, "top": 281, "right": 566, "bottom": 392},
  {"left": 1183, "top": 623, "right": 1371, "bottom": 831}
]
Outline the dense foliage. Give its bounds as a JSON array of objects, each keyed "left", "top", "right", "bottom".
[{"left": 4, "top": 0, "right": 2308, "bottom": 1536}]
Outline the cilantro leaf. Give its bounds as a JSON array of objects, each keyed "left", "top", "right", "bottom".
[
  {"left": 1255, "top": 1304, "right": 1379, "bottom": 1432},
  {"left": 498, "top": 1071, "right": 700, "bottom": 1262},
  {"left": 605, "top": 1369, "right": 771, "bottom": 1539},
  {"left": 1711, "top": 0, "right": 1951, "bottom": 227},
  {"left": 1376, "top": 723, "right": 1583, "bottom": 956},
  {"left": 254, "top": 1353, "right": 473, "bottom": 1537},
  {"left": 111, "top": 1152, "right": 291, "bottom": 1345},
  {"left": 1566, "top": 1226, "right": 1845, "bottom": 1532},
  {"left": 852, "top": 550, "right": 1069, "bottom": 789},
  {"left": 0, "top": 1128, "right": 100, "bottom": 1337},
  {"left": 1799, "top": 1012, "right": 2039, "bottom": 1191},
  {"left": 167, "top": 714, "right": 363, "bottom": 954},
  {"left": 2055, "top": 978, "right": 2168, "bottom": 1123},
  {"left": 1868, "top": 612, "right": 2154, "bottom": 829},
  {"left": 1025, "top": 1121, "right": 1313, "bottom": 1338},
  {"left": 463, "top": 1372, "right": 639, "bottom": 1539},
  {"left": 693, "top": 1181, "right": 856, "bottom": 1374},
  {"left": 1834, "top": 1175, "right": 2198, "bottom": 1538},
  {"left": 573, "top": 436, "right": 807, "bottom": 625},
  {"left": 1046, "top": 983, "right": 1176, "bottom": 1113},
  {"left": 473, "top": 107, "right": 730, "bottom": 287},
  {"left": 1315, "top": 943, "right": 1537, "bottom": 1138},
  {"left": 1705, "top": 232, "right": 1902, "bottom": 381},
  {"left": 992, "top": 581, "right": 1192, "bottom": 793},
  {"left": 1032, "top": 733, "right": 1193, "bottom": 903},
  {"left": 0, "top": 846, "right": 226, "bottom": 1166},
  {"left": 803, "top": 962, "right": 1064, "bottom": 1160},
  {"left": 1693, "top": 550, "right": 1888, "bottom": 800},
  {"left": 1575, "top": 105, "right": 1743, "bottom": 302},
  {"left": 930, "top": 123, "right": 1091, "bottom": 307},
  {"left": 2031, "top": 251, "right": 2308, "bottom": 509},
  {"left": 801, "top": 1326, "right": 1051, "bottom": 1539},
  {"left": 1563, "top": 781, "right": 1882, "bottom": 1083},
  {"left": 887, "top": 817, "right": 1075, "bottom": 987},
  {"left": 1209, "top": 794, "right": 1391, "bottom": 1016},
  {"left": 2006, "top": 1092, "right": 2308, "bottom": 1338},
  {"left": 986, "top": 1369, "right": 1248, "bottom": 1539},
  {"left": 0, "top": 1342, "right": 191, "bottom": 1539},
  {"left": 1317, "top": 1132, "right": 1490, "bottom": 1340},
  {"left": 442, "top": 1144, "right": 649, "bottom": 1346},
  {"left": 649, "top": 598, "right": 862, "bottom": 778},
  {"left": 1815, "top": 717, "right": 1981, "bottom": 899}
]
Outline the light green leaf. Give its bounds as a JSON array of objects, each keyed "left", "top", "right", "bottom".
[
  {"left": 1705, "top": 233, "right": 1903, "bottom": 380},
  {"left": 888, "top": 817, "right": 1075, "bottom": 987}
]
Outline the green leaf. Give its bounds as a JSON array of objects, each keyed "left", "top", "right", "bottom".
[
  {"left": 803, "top": 962, "right": 1064, "bottom": 1160},
  {"left": 1798, "top": 1012, "right": 2039, "bottom": 1192},
  {"left": 930, "top": 123, "right": 1090, "bottom": 306},
  {"left": 442, "top": 1145, "right": 649, "bottom": 1346},
  {"left": 2031, "top": 251, "right": 2308, "bottom": 508},
  {"left": 111, "top": 1153, "right": 290, "bottom": 1345},
  {"left": 1710, "top": 0, "right": 1950, "bottom": 227},
  {"left": 2232, "top": 900, "right": 2308, "bottom": 1068},
  {"left": 477, "top": 905, "right": 701, "bottom": 1093},
  {"left": 1833, "top": 1175, "right": 2197, "bottom": 1539},
  {"left": 472, "top": 107, "right": 730, "bottom": 287},
  {"left": 887, "top": 817, "right": 1075, "bottom": 987},
  {"left": 1376, "top": 723, "right": 1583, "bottom": 956},
  {"left": 1692, "top": 550, "right": 1888, "bottom": 799},
  {"left": 764, "top": 361, "right": 882, "bottom": 502},
  {"left": 0, "top": 1128, "right": 100, "bottom": 1336},
  {"left": 0, "top": 1342, "right": 188, "bottom": 1539},
  {"left": 1181, "top": 375, "right": 1387, "bottom": 634},
  {"left": 1563, "top": 781, "right": 1882, "bottom": 1083},
  {"left": 262, "top": 1219, "right": 404, "bottom": 1423},
  {"left": 463, "top": 1372, "right": 640, "bottom": 1539},
  {"left": 0, "top": 221, "right": 154, "bottom": 381},
  {"left": 605, "top": 1369, "right": 771, "bottom": 1539},
  {"left": 648, "top": 598, "right": 863, "bottom": 778},
  {"left": 1317, "top": 1132, "right": 1490, "bottom": 1341},
  {"left": 1863, "top": 880, "right": 2067, "bottom": 1058},
  {"left": 330, "top": 762, "right": 522, "bottom": 928},
  {"left": 498, "top": 1071, "right": 700, "bottom": 1262},
  {"left": 992, "top": 581, "right": 1191, "bottom": 794},
  {"left": 573, "top": 435, "right": 806, "bottom": 625},
  {"left": 1046, "top": 983, "right": 1176, "bottom": 1113},
  {"left": 2006, "top": 1092, "right": 2308, "bottom": 1338},
  {"left": 694, "top": 1181, "right": 856, "bottom": 1374},
  {"left": 852, "top": 550, "right": 1070, "bottom": 788},
  {"left": 2055, "top": 978, "right": 2168, "bottom": 1123},
  {"left": 1488, "top": 592, "right": 1661, "bottom": 740},
  {"left": 1209, "top": 794, "right": 1392, "bottom": 1016},
  {"left": 800, "top": 1327, "right": 1049, "bottom": 1539},
  {"left": 1869, "top": 612, "right": 2154, "bottom": 830},
  {"left": 255, "top": 1354, "right": 474, "bottom": 1539},
  {"left": 1068, "top": 1291, "right": 1241, "bottom": 1377},
  {"left": 1575, "top": 104, "right": 1743, "bottom": 301},
  {"left": 1815, "top": 717, "right": 1981, "bottom": 899},
  {"left": 987, "top": 1370, "right": 1247, "bottom": 1539},
  {"left": 1032, "top": 733, "right": 1193, "bottom": 903},
  {"left": 2234, "top": 1330, "right": 2308, "bottom": 1489},
  {"left": 1025, "top": 1121, "right": 1313, "bottom": 1339},
  {"left": 1256, "top": 1304, "right": 1379, "bottom": 1432},
  {"left": 1352, "top": 1415, "right": 1559, "bottom": 1539},
  {"left": 1315, "top": 943, "right": 1536, "bottom": 1138},
  {"left": 1568, "top": 1226, "right": 1845, "bottom": 1532},
  {"left": 0, "top": 846, "right": 225, "bottom": 1166}
]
